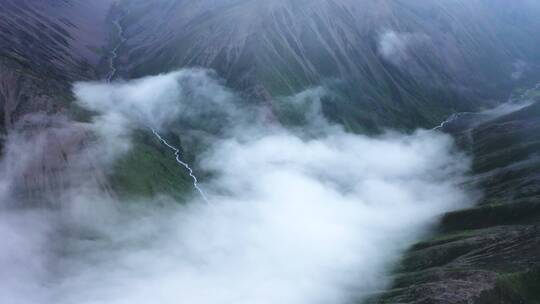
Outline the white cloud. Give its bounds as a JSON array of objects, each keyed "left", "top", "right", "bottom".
[
  {"left": 72, "top": 68, "right": 240, "bottom": 164},
  {"left": 378, "top": 30, "right": 430, "bottom": 65},
  {"left": 0, "top": 70, "right": 473, "bottom": 304},
  {"left": 511, "top": 60, "right": 528, "bottom": 80}
]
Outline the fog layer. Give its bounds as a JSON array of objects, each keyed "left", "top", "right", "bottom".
[{"left": 1, "top": 70, "right": 472, "bottom": 304}]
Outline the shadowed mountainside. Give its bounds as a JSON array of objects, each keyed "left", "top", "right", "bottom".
[
  {"left": 3, "top": 0, "right": 540, "bottom": 132},
  {"left": 0, "top": 0, "right": 115, "bottom": 202},
  {"left": 0, "top": 0, "right": 195, "bottom": 204},
  {"left": 118, "top": 0, "right": 540, "bottom": 129}
]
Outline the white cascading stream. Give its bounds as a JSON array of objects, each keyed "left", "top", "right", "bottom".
[{"left": 107, "top": 10, "right": 209, "bottom": 202}]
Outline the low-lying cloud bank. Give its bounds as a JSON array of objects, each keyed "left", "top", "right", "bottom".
[{"left": 1, "top": 70, "right": 473, "bottom": 303}]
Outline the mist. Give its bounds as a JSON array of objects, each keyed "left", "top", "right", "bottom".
[
  {"left": 0, "top": 70, "right": 473, "bottom": 304},
  {"left": 378, "top": 30, "right": 430, "bottom": 66}
]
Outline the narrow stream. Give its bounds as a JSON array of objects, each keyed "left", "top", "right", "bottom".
[
  {"left": 106, "top": 10, "right": 209, "bottom": 202},
  {"left": 433, "top": 82, "right": 540, "bottom": 131}
]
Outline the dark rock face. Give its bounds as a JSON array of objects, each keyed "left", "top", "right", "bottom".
[
  {"left": 374, "top": 91, "right": 540, "bottom": 304},
  {"left": 0, "top": 0, "right": 111, "bottom": 77}
]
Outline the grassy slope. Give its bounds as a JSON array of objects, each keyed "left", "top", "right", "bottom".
[
  {"left": 108, "top": 131, "right": 195, "bottom": 202},
  {"left": 371, "top": 90, "right": 540, "bottom": 303}
]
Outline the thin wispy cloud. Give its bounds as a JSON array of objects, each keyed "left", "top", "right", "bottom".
[{"left": 378, "top": 30, "right": 430, "bottom": 66}]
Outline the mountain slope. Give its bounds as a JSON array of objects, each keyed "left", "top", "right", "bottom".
[
  {"left": 0, "top": 0, "right": 117, "bottom": 203},
  {"left": 0, "top": 0, "right": 112, "bottom": 125},
  {"left": 1, "top": 2, "right": 540, "bottom": 303},
  {"left": 373, "top": 86, "right": 540, "bottom": 304},
  {"left": 117, "top": 0, "right": 540, "bottom": 129}
]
